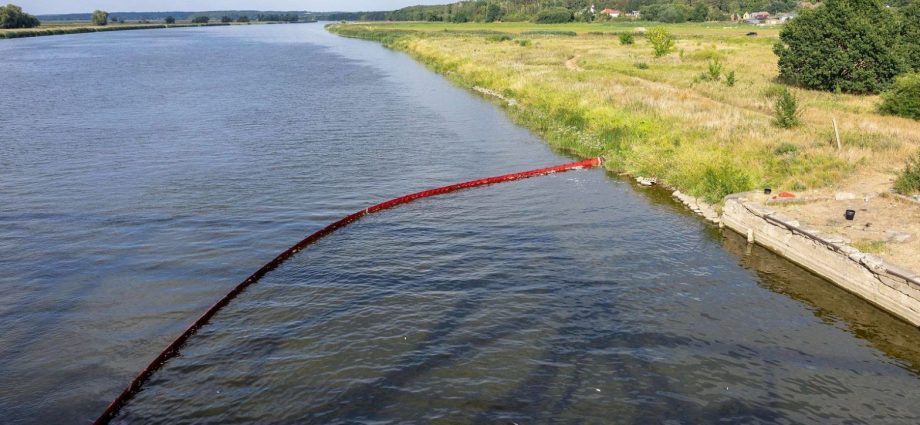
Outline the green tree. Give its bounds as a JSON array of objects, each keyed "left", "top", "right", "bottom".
[
  {"left": 0, "top": 3, "right": 40, "bottom": 29},
  {"left": 535, "top": 7, "right": 573, "bottom": 24},
  {"left": 879, "top": 73, "right": 920, "bottom": 120},
  {"left": 647, "top": 27, "right": 675, "bottom": 57},
  {"left": 164, "top": 16, "right": 175, "bottom": 24},
  {"left": 773, "top": 87, "right": 801, "bottom": 128},
  {"left": 220, "top": 16, "right": 232, "bottom": 23},
  {"left": 485, "top": 4, "right": 503, "bottom": 22},
  {"left": 902, "top": 0, "right": 920, "bottom": 71},
  {"left": 237, "top": 16, "right": 250, "bottom": 23},
  {"left": 774, "top": 0, "right": 907, "bottom": 94},
  {"left": 91, "top": 9, "right": 108, "bottom": 26},
  {"left": 191, "top": 16, "right": 210, "bottom": 24}
]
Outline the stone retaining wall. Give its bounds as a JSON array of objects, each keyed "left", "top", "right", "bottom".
[{"left": 721, "top": 194, "right": 920, "bottom": 327}]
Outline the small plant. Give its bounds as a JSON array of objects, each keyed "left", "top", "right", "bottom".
[
  {"left": 486, "top": 34, "right": 513, "bottom": 42},
  {"left": 619, "top": 33, "right": 634, "bottom": 45},
  {"left": 725, "top": 70, "right": 736, "bottom": 87},
  {"left": 647, "top": 27, "right": 674, "bottom": 58},
  {"left": 634, "top": 62, "right": 649, "bottom": 69},
  {"left": 773, "top": 142, "right": 798, "bottom": 156},
  {"left": 517, "top": 39, "right": 532, "bottom": 47},
  {"left": 879, "top": 73, "right": 920, "bottom": 120},
  {"left": 706, "top": 59, "right": 722, "bottom": 81},
  {"left": 773, "top": 87, "right": 801, "bottom": 128},
  {"left": 894, "top": 149, "right": 920, "bottom": 194}
]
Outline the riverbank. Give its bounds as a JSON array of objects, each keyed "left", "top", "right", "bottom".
[
  {"left": 327, "top": 21, "right": 920, "bottom": 324},
  {"left": 0, "top": 22, "right": 234, "bottom": 39}
]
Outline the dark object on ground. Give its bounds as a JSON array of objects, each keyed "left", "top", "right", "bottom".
[
  {"left": 845, "top": 209, "right": 856, "bottom": 220},
  {"left": 764, "top": 188, "right": 772, "bottom": 194},
  {"left": 746, "top": 32, "right": 758, "bottom": 36}
]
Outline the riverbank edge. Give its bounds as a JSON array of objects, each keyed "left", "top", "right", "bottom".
[
  {"left": 0, "top": 23, "right": 232, "bottom": 39},
  {"left": 328, "top": 24, "right": 920, "bottom": 327}
]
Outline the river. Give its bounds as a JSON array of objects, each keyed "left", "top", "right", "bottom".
[{"left": 0, "top": 23, "right": 918, "bottom": 424}]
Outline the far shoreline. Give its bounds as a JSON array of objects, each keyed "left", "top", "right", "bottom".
[{"left": 0, "top": 20, "right": 316, "bottom": 40}]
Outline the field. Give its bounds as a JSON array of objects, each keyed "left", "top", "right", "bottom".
[{"left": 328, "top": 21, "right": 920, "bottom": 204}]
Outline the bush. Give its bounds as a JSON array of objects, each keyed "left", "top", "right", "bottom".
[
  {"left": 725, "top": 70, "right": 736, "bottom": 87},
  {"left": 0, "top": 3, "right": 40, "bottom": 29},
  {"left": 619, "top": 33, "right": 634, "bottom": 45},
  {"left": 221, "top": 16, "right": 232, "bottom": 23},
  {"left": 879, "top": 73, "right": 920, "bottom": 120},
  {"left": 634, "top": 62, "right": 649, "bottom": 69},
  {"left": 486, "top": 34, "right": 512, "bottom": 42},
  {"left": 164, "top": 16, "right": 175, "bottom": 24},
  {"left": 237, "top": 16, "right": 250, "bottom": 23},
  {"left": 706, "top": 59, "right": 722, "bottom": 81},
  {"left": 91, "top": 9, "right": 108, "bottom": 26},
  {"left": 517, "top": 39, "right": 531, "bottom": 47},
  {"left": 191, "top": 16, "right": 210, "bottom": 24},
  {"left": 902, "top": 1, "right": 920, "bottom": 71},
  {"left": 773, "top": 87, "right": 801, "bottom": 128},
  {"left": 894, "top": 149, "right": 920, "bottom": 194},
  {"left": 647, "top": 27, "right": 674, "bottom": 57},
  {"left": 534, "top": 7, "right": 572, "bottom": 24},
  {"left": 773, "top": 0, "right": 906, "bottom": 94}
]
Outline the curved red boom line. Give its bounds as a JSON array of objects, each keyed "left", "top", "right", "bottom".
[{"left": 94, "top": 156, "right": 603, "bottom": 424}]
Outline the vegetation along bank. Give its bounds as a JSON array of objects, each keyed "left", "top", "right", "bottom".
[{"left": 328, "top": 4, "right": 920, "bottom": 205}]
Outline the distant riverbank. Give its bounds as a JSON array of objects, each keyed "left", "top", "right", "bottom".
[{"left": 0, "top": 22, "right": 233, "bottom": 39}]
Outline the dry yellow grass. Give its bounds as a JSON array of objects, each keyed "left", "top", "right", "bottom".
[{"left": 330, "top": 22, "right": 920, "bottom": 204}]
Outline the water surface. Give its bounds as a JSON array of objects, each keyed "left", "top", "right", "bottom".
[{"left": 0, "top": 24, "right": 918, "bottom": 424}]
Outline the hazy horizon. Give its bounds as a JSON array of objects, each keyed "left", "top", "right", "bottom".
[{"left": 14, "top": 1, "right": 447, "bottom": 15}]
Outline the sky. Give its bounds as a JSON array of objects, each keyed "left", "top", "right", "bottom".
[{"left": 16, "top": 1, "right": 448, "bottom": 15}]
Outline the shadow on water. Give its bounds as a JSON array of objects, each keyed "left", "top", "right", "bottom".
[
  {"left": 721, "top": 225, "right": 920, "bottom": 373},
  {"left": 604, "top": 172, "right": 920, "bottom": 374}
]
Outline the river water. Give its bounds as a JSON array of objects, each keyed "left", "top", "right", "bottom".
[{"left": 1, "top": 24, "right": 918, "bottom": 424}]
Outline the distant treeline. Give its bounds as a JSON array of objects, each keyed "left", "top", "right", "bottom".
[
  {"left": 315, "top": 0, "right": 916, "bottom": 23},
  {"left": 37, "top": 10, "right": 314, "bottom": 22}
]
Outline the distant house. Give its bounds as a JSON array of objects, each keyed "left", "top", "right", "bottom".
[
  {"left": 601, "top": 8, "right": 621, "bottom": 18},
  {"left": 626, "top": 10, "right": 641, "bottom": 19}
]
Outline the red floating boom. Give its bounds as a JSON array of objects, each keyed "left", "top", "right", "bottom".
[{"left": 93, "top": 156, "right": 603, "bottom": 424}]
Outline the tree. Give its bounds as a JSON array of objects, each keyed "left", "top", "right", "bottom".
[
  {"left": 220, "top": 16, "right": 232, "bottom": 23},
  {"left": 485, "top": 4, "right": 503, "bottom": 22},
  {"left": 902, "top": 0, "right": 920, "bottom": 71},
  {"left": 774, "top": 0, "right": 907, "bottom": 94},
  {"left": 91, "top": 10, "right": 108, "bottom": 26},
  {"left": 237, "top": 16, "right": 250, "bottom": 23},
  {"left": 647, "top": 27, "right": 675, "bottom": 57},
  {"left": 164, "top": 16, "right": 175, "bottom": 24},
  {"left": 0, "top": 3, "right": 40, "bottom": 29},
  {"left": 879, "top": 73, "right": 920, "bottom": 120},
  {"left": 191, "top": 16, "right": 210, "bottom": 24},
  {"left": 535, "top": 7, "right": 573, "bottom": 24}
]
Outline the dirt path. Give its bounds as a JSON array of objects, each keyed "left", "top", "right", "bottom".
[{"left": 565, "top": 56, "right": 584, "bottom": 72}]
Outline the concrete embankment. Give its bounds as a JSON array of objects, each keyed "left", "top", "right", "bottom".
[{"left": 710, "top": 194, "right": 920, "bottom": 326}]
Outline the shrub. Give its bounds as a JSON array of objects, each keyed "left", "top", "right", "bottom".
[
  {"left": 191, "top": 16, "right": 210, "bottom": 24},
  {"left": 619, "top": 33, "right": 634, "bottom": 45},
  {"left": 91, "top": 9, "right": 108, "bottom": 26},
  {"left": 706, "top": 59, "right": 722, "bottom": 81},
  {"left": 534, "top": 7, "right": 573, "bottom": 24},
  {"left": 517, "top": 39, "right": 531, "bottom": 47},
  {"left": 634, "top": 62, "right": 649, "bottom": 69},
  {"left": 700, "top": 163, "right": 752, "bottom": 202},
  {"left": 221, "top": 16, "right": 232, "bottom": 23},
  {"left": 902, "top": 1, "right": 920, "bottom": 71},
  {"left": 0, "top": 3, "right": 40, "bottom": 29},
  {"left": 725, "top": 70, "right": 736, "bottom": 87},
  {"left": 879, "top": 73, "right": 920, "bottom": 120},
  {"left": 237, "top": 16, "right": 250, "bottom": 23},
  {"left": 773, "top": 87, "right": 801, "bottom": 128},
  {"left": 486, "top": 34, "right": 512, "bottom": 42},
  {"left": 647, "top": 27, "right": 674, "bottom": 57},
  {"left": 164, "top": 16, "right": 175, "bottom": 24},
  {"left": 773, "top": 0, "right": 906, "bottom": 94},
  {"left": 894, "top": 149, "right": 920, "bottom": 194}
]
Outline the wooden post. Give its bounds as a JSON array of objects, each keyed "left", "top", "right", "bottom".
[{"left": 832, "top": 117, "right": 841, "bottom": 150}]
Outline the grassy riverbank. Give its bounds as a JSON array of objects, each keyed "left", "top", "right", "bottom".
[
  {"left": 0, "top": 22, "right": 231, "bottom": 39},
  {"left": 329, "top": 22, "right": 920, "bottom": 203}
]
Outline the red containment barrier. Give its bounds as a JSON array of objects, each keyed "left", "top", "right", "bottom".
[{"left": 94, "top": 156, "right": 604, "bottom": 424}]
